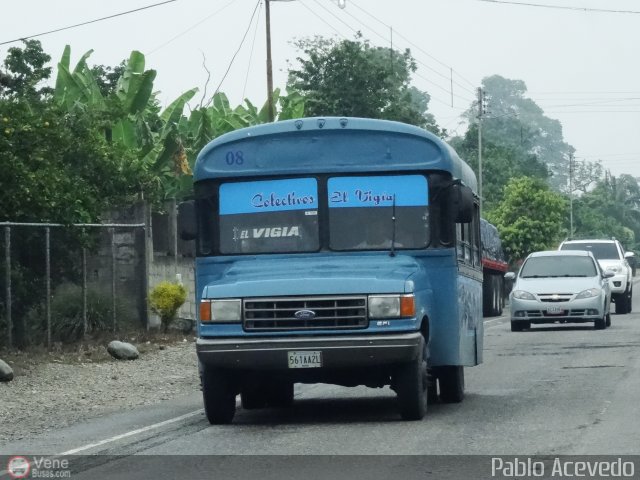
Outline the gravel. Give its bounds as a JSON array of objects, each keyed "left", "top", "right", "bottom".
[{"left": 0, "top": 339, "right": 200, "bottom": 444}]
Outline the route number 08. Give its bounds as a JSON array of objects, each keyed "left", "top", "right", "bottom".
[{"left": 225, "top": 151, "right": 244, "bottom": 166}]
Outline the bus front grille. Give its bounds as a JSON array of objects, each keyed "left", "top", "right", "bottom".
[{"left": 243, "top": 296, "right": 368, "bottom": 331}]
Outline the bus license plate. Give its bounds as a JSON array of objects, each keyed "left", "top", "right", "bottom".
[
  {"left": 288, "top": 351, "right": 322, "bottom": 368},
  {"left": 547, "top": 306, "right": 564, "bottom": 315}
]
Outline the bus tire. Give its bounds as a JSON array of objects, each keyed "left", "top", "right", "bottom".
[
  {"left": 394, "top": 338, "right": 427, "bottom": 420},
  {"left": 268, "top": 382, "right": 294, "bottom": 408},
  {"left": 438, "top": 366, "right": 464, "bottom": 403},
  {"left": 202, "top": 367, "right": 236, "bottom": 424},
  {"left": 241, "top": 388, "right": 268, "bottom": 410},
  {"left": 483, "top": 274, "right": 493, "bottom": 317}
]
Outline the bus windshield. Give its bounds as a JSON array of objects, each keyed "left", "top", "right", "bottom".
[
  {"left": 328, "top": 175, "right": 429, "bottom": 250},
  {"left": 218, "top": 178, "right": 319, "bottom": 254},
  {"left": 217, "top": 174, "right": 430, "bottom": 254}
]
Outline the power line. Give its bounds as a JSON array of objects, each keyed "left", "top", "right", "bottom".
[
  {"left": 349, "top": 0, "right": 478, "bottom": 91},
  {"left": 297, "top": 1, "right": 344, "bottom": 35},
  {"left": 475, "top": 0, "right": 640, "bottom": 14},
  {"left": 242, "top": 1, "right": 263, "bottom": 100},
  {"left": 212, "top": 0, "right": 261, "bottom": 99},
  {"left": 0, "top": 0, "right": 178, "bottom": 46},
  {"left": 334, "top": 1, "right": 476, "bottom": 101},
  {"left": 304, "top": 0, "right": 473, "bottom": 107},
  {"left": 147, "top": 0, "right": 239, "bottom": 56}
]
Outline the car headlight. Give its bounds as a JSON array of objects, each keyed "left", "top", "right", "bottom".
[
  {"left": 200, "top": 299, "right": 242, "bottom": 323},
  {"left": 575, "top": 288, "right": 600, "bottom": 299},
  {"left": 512, "top": 290, "right": 536, "bottom": 300},
  {"left": 368, "top": 294, "right": 415, "bottom": 319}
]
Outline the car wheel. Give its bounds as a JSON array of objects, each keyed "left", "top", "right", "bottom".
[
  {"left": 616, "top": 287, "right": 631, "bottom": 314},
  {"left": 511, "top": 321, "right": 529, "bottom": 331},
  {"left": 605, "top": 312, "right": 611, "bottom": 327},
  {"left": 594, "top": 315, "right": 606, "bottom": 330},
  {"left": 394, "top": 337, "right": 428, "bottom": 420},
  {"left": 437, "top": 366, "right": 465, "bottom": 403},
  {"left": 203, "top": 367, "right": 237, "bottom": 424}
]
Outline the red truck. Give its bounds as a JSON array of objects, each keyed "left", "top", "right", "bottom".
[{"left": 481, "top": 219, "right": 509, "bottom": 317}]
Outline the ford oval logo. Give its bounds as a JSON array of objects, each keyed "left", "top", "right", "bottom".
[{"left": 294, "top": 309, "right": 316, "bottom": 319}]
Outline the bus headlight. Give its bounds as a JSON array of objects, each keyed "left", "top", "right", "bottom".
[
  {"left": 368, "top": 294, "right": 415, "bottom": 319},
  {"left": 200, "top": 299, "right": 242, "bottom": 323}
]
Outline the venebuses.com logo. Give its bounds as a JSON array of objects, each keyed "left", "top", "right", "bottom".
[
  {"left": 6, "top": 455, "right": 71, "bottom": 479},
  {"left": 7, "top": 456, "right": 30, "bottom": 479}
]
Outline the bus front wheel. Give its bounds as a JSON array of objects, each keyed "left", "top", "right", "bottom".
[
  {"left": 202, "top": 367, "right": 236, "bottom": 424},
  {"left": 393, "top": 338, "right": 428, "bottom": 420}
]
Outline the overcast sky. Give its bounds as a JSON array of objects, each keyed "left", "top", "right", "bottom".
[{"left": 2, "top": 0, "right": 639, "bottom": 178}]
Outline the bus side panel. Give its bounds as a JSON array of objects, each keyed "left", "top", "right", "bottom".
[
  {"left": 457, "top": 272, "right": 483, "bottom": 366},
  {"left": 425, "top": 260, "right": 462, "bottom": 367}
]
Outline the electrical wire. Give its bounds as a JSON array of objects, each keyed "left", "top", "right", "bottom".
[
  {"left": 332, "top": 0, "right": 476, "bottom": 102},
  {"left": 242, "top": 1, "right": 263, "bottom": 100},
  {"left": 212, "top": 0, "right": 261, "bottom": 99},
  {"left": 0, "top": 0, "right": 178, "bottom": 46},
  {"left": 147, "top": 0, "right": 239, "bottom": 55},
  {"left": 297, "top": 1, "right": 344, "bottom": 35},
  {"left": 304, "top": 0, "right": 473, "bottom": 107},
  {"left": 349, "top": 0, "right": 478, "bottom": 91},
  {"left": 474, "top": 0, "right": 640, "bottom": 14}
]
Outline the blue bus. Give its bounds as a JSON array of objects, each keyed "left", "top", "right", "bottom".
[{"left": 182, "top": 117, "right": 483, "bottom": 424}]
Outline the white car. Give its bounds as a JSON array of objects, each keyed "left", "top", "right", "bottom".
[
  {"left": 558, "top": 239, "right": 634, "bottom": 314},
  {"left": 506, "top": 250, "right": 614, "bottom": 331}
]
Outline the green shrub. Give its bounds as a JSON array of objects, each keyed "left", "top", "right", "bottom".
[
  {"left": 26, "top": 282, "right": 137, "bottom": 344},
  {"left": 149, "top": 281, "right": 186, "bottom": 333}
]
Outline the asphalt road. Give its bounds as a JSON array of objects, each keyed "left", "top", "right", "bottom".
[{"left": 2, "top": 280, "right": 640, "bottom": 478}]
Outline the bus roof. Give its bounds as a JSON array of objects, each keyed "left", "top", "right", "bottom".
[{"left": 194, "top": 117, "right": 477, "bottom": 192}]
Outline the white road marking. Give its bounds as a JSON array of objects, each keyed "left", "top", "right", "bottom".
[{"left": 59, "top": 409, "right": 203, "bottom": 455}]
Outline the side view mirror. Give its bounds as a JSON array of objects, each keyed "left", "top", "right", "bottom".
[
  {"left": 178, "top": 201, "right": 197, "bottom": 241},
  {"left": 449, "top": 184, "right": 474, "bottom": 223},
  {"left": 602, "top": 269, "right": 616, "bottom": 279},
  {"left": 504, "top": 272, "right": 516, "bottom": 281},
  {"left": 624, "top": 251, "right": 635, "bottom": 259}
]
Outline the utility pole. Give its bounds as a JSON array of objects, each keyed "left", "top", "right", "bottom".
[
  {"left": 569, "top": 153, "right": 574, "bottom": 238},
  {"left": 265, "top": 0, "right": 275, "bottom": 122},
  {"left": 477, "top": 87, "right": 484, "bottom": 215}
]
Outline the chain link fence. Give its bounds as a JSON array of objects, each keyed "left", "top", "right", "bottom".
[{"left": 0, "top": 221, "right": 147, "bottom": 349}]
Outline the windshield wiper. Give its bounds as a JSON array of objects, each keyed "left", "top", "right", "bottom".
[{"left": 522, "top": 275, "right": 548, "bottom": 278}]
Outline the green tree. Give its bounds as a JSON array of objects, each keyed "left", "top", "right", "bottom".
[
  {"left": 450, "top": 123, "right": 549, "bottom": 211},
  {"left": 463, "top": 75, "right": 574, "bottom": 192},
  {"left": 487, "top": 177, "right": 567, "bottom": 262},
  {"left": 287, "top": 35, "right": 441, "bottom": 134},
  {"left": 0, "top": 39, "right": 52, "bottom": 99},
  {"left": 573, "top": 173, "right": 640, "bottom": 248}
]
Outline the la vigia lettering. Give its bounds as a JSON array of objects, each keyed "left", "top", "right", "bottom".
[{"left": 240, "top": 226, "right": 300, "bottom": 238}]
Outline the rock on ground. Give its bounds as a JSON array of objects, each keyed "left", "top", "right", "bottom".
[
  {"left": 0, "top": 359, "right": 13, "bottom": 382},
  {"left": 0, "top": 341, "right": 199, "bottom": 444},
  {"left": 107, "top": 341, "right": 140, "bottom": 360}
]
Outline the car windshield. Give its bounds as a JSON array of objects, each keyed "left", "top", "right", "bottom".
[
  {"left": 560, "top": 242, "right": 619, "bottom": 260},
  {"left": 520, "top": 256, "right": 598, "bottom": 278}
]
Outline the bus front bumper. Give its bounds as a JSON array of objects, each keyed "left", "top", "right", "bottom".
[{"left": 196, "top": 332, "right": 422, "bottom": 370}]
